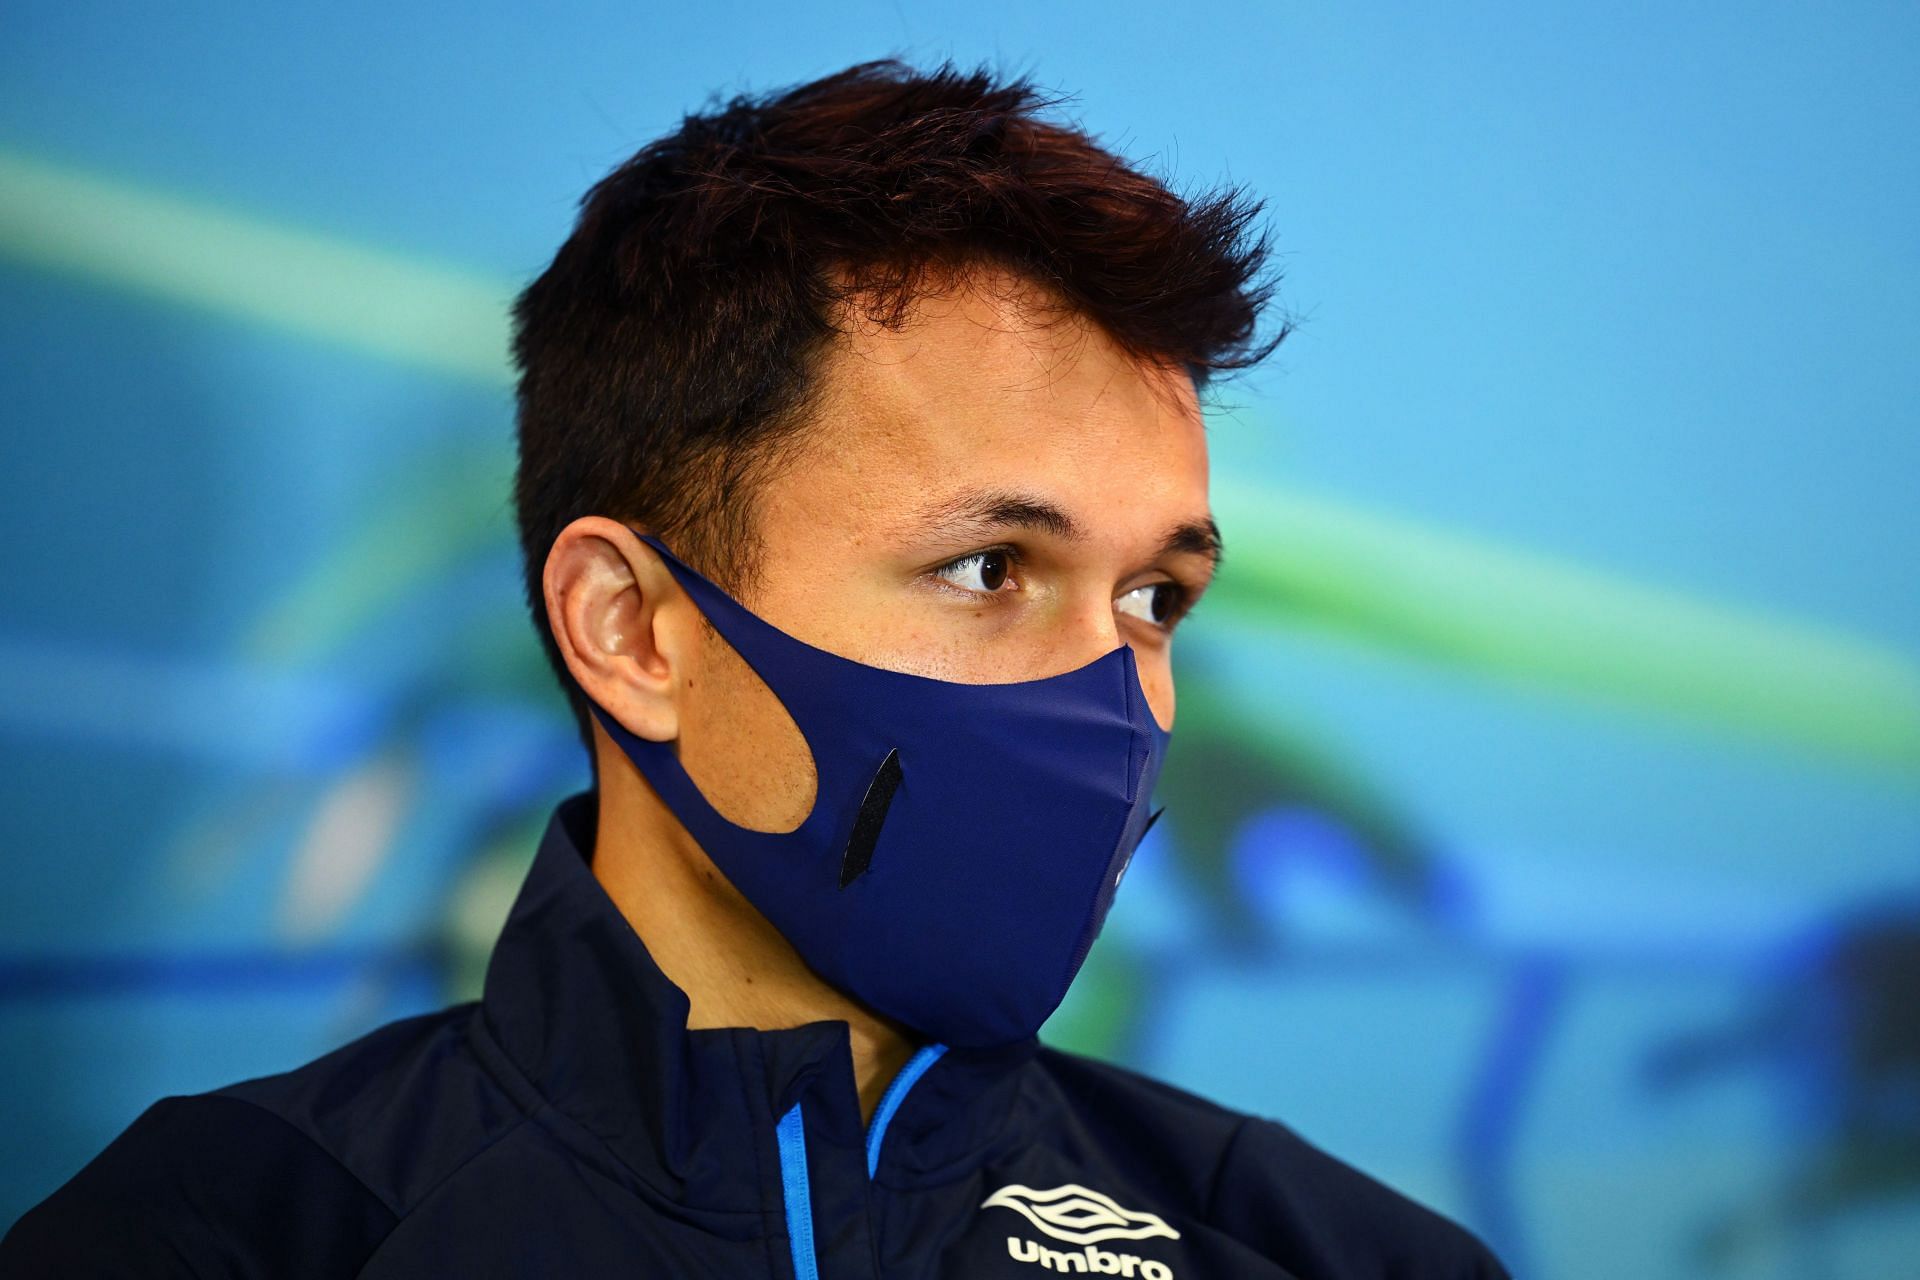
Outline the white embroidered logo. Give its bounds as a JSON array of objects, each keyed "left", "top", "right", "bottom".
[{"left": 980, "top": 1183, "right": 1182, "bottom": 1246}]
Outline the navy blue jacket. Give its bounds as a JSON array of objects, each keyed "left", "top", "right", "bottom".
[{"left": 3, "top": 792, "right": 1507, "bottom": 1278}]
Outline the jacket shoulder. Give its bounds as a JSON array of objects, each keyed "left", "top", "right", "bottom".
[
  {"left": 1030, "top": 1046, "right": 1509, "bottom": 1278},
  {"left": 3, "top": 1001, "right": 530, "bottom": 1277},
  {"left": 1030, "top": 1043, "right": 1245, "bottom": 1171},
  {"left": 0, "top": 1092, "right": 396, "bottom": 1278},
  {"left": 214, "top": 1000, "right": 528, "bottom": 1213},
  {"left": 1209, "top": 1112, "right": 1510, "bottom": 1278}
]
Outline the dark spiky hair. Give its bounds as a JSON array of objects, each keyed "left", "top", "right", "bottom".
[{"left": 511, "top": 57, "right": 1288, "bottom": 749}]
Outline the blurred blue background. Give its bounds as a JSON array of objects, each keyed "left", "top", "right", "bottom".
[{"left": 4, "top": 4, "right": 1918, "bottom": 1275}]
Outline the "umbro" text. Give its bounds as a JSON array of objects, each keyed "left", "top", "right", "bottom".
[{"left": 1006, "top": 1235, "right": 1175, "bottom": 1278}]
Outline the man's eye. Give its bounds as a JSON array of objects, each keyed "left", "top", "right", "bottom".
[
  {"left": 934, "top": 550, "right": 1013, "bottom": 593},
  {"left": 1116, "top": 582, "right": 1184, "bottom": 627}
]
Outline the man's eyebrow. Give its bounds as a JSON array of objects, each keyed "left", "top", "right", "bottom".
[
  {"left": 912, "top": 488, "right": 1223, "bottom": 571},
  {"left": 912, "top": 489, "right": 1084, "bottom": 542},
  {"left": 1162, "top": 518, "right": 1224, "bottom": 571}
]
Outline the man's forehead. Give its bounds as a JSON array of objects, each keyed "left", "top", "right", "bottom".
[
  {"left": 818, "top": 264, "right": 1202, "bottom": 427},
  {"left": 772, "top": 266, "right": 1213, "bottom": 564}
]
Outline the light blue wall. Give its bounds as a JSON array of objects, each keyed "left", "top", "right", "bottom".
[{"left": 4, "top": 5, "right": 1917, "bottom": 1274}]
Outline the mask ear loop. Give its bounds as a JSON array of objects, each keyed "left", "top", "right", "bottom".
[{"left": 607, "top": 531, "right": 853, "bottom": 842}]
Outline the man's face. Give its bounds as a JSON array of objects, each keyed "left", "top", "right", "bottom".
[{"left": 670, "top": 267, "right": 1216, "bottom": 832}]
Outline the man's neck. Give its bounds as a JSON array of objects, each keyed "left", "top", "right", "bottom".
[{"left": 587, "top": 771, "right": 918, "bottom": 1125}]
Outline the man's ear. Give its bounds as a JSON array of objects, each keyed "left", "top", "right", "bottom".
[{"left": 542, "top": 517, "right": 693, "bottom": 744}]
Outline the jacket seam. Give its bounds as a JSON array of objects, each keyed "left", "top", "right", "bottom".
[
  {"left": 1200, "top": 1115, "right": 1253, "bottom": 1223},
  {"left": 465, "top": 1007, "right": 767, "bottom": 1225},
  {"left": 467, "top": 1002, "right": 554, "bottom": 1119},
  {"left": 351, "top": 1112, "right": 536, "bottom": 1276},
  {"left": 199, "top": 1092, "right": 407, "bottom": 1277},
  {"left": 215, "top": 1091, "right": 539, "bottom": 1277},
  {"left": 465, "top": 1003, "right": 649, "bottom": 1195},
  {"left": 206, "top": 1093, "right": 405, "bottom": 1219}
]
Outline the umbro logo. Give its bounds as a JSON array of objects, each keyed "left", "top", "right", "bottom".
[
  {"left": 981, "top": 1183, "right": 1180, "bottom": 1245},
  {"left": 982, "top": 1183, "right": 1181, "bottom": 1278}
]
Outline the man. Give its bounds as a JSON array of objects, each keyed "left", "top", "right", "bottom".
[{"left": 3, "top": 59, "right": 1507, "bottom": 1277}]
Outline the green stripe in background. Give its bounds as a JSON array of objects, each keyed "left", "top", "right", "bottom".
[
  {"left": 1210, "top": 483, "right": 1920, "bottom": 775},
  {"left": 4, "top": 146, "right": 1916, "bottom": 777},
  {"left": 0, "top": 148, "right": 512, "bottom": 384}
]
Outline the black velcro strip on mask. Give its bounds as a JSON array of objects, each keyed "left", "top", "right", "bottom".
[{"left": 840, "top": 748, "right": 903, "bottom": 889}]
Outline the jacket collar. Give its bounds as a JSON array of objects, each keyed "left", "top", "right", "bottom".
[{"left": 476, "top": 790, "right": 1038, "bottom": 1208}]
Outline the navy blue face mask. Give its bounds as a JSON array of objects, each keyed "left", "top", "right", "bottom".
[{"left": 587, "top": 533, "right": 1171, "bottom": 1049}]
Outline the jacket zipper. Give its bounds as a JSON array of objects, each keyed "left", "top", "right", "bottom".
[
  {"left": 863, "top": 1044, "right": 947, "bottom": 1177},
  {"left": 775, "top": 1104, "right": 819, "bottom": 1280},
  {"left": 774, "top": 1043, "right": 949, "bottom": 1279}
]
